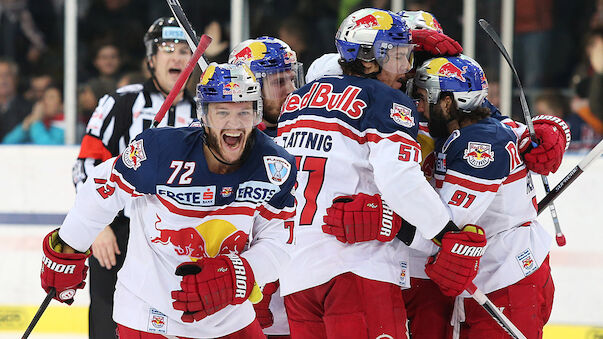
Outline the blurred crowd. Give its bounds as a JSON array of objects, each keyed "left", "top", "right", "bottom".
[{"left": 0, "top": 0, "right": 601, "bottom": 150}]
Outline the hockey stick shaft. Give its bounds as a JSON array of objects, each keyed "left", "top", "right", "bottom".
[
  {"left": 21, "top": 288, "right": 55, "bottom": 339},
  {"left": 466, "top": 283, "right": 527, "bottom": 339},
  {"left": 152, "top": 35, "right": 212, "bottom": 128},
  {"left": 166, "top": 0, "right": 209, "bottom": 71},
  {"left": 478, "top": 19, "right": 566, "bottom": 246},
  {"left": 538, "top": 138, "right": 603, "bottom": 213}
]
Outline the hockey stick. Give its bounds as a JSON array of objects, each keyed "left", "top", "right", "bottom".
[
  {"left": 478, "top": 19, "right": 566, "bottom": 246},
  {"left": 21, "top": 288, "right": 55, "bottom": 339},
  {"left": 538, "top": 138, "right": 603, "bottom": 213},
  {"left": 466, "top": 283, "right": 527, "bottom": 339},
  {"left": 166, "top": 0, "right": 209, "bottom": 71},
  {"left": 152, "top": 34, "right": 212, "bottom": 128}
]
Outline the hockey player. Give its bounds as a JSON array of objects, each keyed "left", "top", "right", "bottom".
[
  {"left": 324, "top": 55, "right": 558, "bottom": 338},
  {"left": 275, "top": 9, "right": 486, "bottom": 338},
  {"left": 40, "top": 63, "right": 297, "bottom": 338},
  {"left": 229, "top": 36, "right": 303, "bottom": 138},
  {"left": 228, "top": 36, "right": 302, "bottom": 338},
  {"left": 70, "top": 17, "right": 199, "bottom": 338}
]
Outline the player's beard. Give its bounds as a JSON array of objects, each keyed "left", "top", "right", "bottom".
[
  {"left": 262, "top": 98, "right": 283, "bottom": 125},
  {"left": 428, "top": 104, "right": 452, "bottom": 139},
  {"left": 204, "top": 127, "right": 255, "bottom": 166}
]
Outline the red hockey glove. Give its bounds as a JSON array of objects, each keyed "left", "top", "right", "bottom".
[
  {"left": 41, "top": 229, "right": 90, "bottom": 305},
  {"left": 520, "top": 115, "right": 571, "bottom": 175},
  {"left": 425, "top": 225, "right": 486, "bottom": 297},
  {"left": 253, "top": 281, "right": 279, "bottom": 328},
  {"left": 172, "top": 253, "right": 256, "bottom": 322},
  {"left": 411, "top": 29, "right": 463, "bottom": 56},
  {"left": 322, "top": 193, "right": 402, "bottom": 244}
]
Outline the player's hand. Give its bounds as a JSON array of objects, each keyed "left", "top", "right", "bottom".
[
  {"left": 425, "top": 225, "right": 486, "bottom": 297},
  {"left": 411, "top": 29, "right": 463, "bottom": 56},
  {"left": 171, "top": 254, "right": 256, "bottom": 322},
  {"left": 41, "top": 229, "right": 91, "bottom": 304},
  {"left": 322, "top": 193, "right": 402, "bottom": 244},
  {"left": 91, "top": 226, "right": 120, "bottom": 269},
  {"left": 254, "top": 281, "right": 279, "bottom": 328},
  {"left": 520, "top": 115, "right": 571, "bottom": 175}
]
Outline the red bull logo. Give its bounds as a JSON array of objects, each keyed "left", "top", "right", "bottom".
[
  {"left": 421, "top": 12, "right": 443, "bottom": 33},
  {"left": 352, "top": 10, "right": 393, "bottom": 30},
  {"left": 223, "top": 82, "right": 241, "bottom": 96},
  {"left": 390, "top": 103, "right": 414, "bottom": 128},
  {"left": 463, "top": 142, "right": 494, "bottom": 168},
  {"left": 151, "top": 215, "right": 248, "bottom": 261},
  {"left": 232, "top": 41, "right": 268, "bottom": 64},
  {"left": 122, "top": 139, "right": 147, "bottom": 170},
  {"left": 425, "top": 58, "right": 467, "bottom": 82}
]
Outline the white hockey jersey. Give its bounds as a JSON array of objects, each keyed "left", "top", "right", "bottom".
[
  {"left": 275, "top": 75, "right": 452, "bottom": 296},
  {"left": 412, "top": 117, "right": 552, "bottom": 294},
  {"left": 59, "top": 127, "right": 297, "bottom": 338}
]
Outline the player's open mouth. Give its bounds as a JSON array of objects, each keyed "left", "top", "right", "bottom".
[
  {"left": 222, "top": 131, "right": 244, "bottom": 150},
  {"left": 169, "top": 68, "right": 182, "bottom": 76}
]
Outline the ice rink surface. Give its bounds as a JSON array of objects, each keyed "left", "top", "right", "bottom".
[{"left": 0, "top": 147, "right": 602, "bottom": 338}]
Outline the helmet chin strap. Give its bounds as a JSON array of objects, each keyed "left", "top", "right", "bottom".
[{"left": 146, "top": 59, "right": 171, "bottom": 97}]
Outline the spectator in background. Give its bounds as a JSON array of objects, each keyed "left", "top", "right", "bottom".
[
  {"left": 514, "top": 0, "right": 553, "bottom": 88},
  {"left": 585, "top": 26, "right": 603, "bottom": 121},
  {"left": 79, "top": 41, "right": 123, "bottom": 123},
  {"left": 0, "top": 58, "right": 32, "bottom": 141},
  {"left": 24, "top": 73, "right": 53, "bottom": 102},
  {"left": 3, "top": 85, "right": 64, "bottom": 144}
]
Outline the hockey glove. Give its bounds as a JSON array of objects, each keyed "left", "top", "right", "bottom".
[
  {"left": 425, "top": 225, "right": 486, "bottom": 297},
  {"left": 322, "top": 193, "right": 402, "bottom": 244},
  {"left": 41, "top": 229, "right": 90, "bottom": 305},
  {"left": 172, "top": 253, "right": 256, "bottom": 322},
  {"left": 411, "top": 29, "right": 463, "bottom": 56},
  {"left": 520, "top": 115, "right": 571, "bottom": 175},
  {"left": 253, "top": 281, "right": 279, "bottom": 329}
]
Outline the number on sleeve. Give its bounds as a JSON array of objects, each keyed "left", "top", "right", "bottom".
[
  {"left": 448, "top": 189, "right": 476, "bottom": 208},
  {"left": 284, "top": 220, "right": 294, "bottom": 244}
]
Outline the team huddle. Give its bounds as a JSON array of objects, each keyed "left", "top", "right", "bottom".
[{"left": 39, "top": 7, "right": 570, "bottom": 339}]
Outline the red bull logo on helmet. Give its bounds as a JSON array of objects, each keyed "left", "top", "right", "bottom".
[
  {"left": 151, "top": 216, "right": 248, "bottom": 261},
  {"left": 232, "top": 41, "right": 268, "bottom": 64},
  {"left": 425, "top": 58, "right": 468, "bottom": 82},
  {"left": 352, "top": 10, "right": 393, "bottom": 30},
  {"left": 421, "top": 12, "right": 443, "bottom": 33},
  {"left": 390, "top": 103, "right": 414, "bottom": 128},
  {"left": 463, "top": 142, "right": 494, "bottom": 168},
  {"left": 223, "top": 82, "right": 242, "bottom": 96}
]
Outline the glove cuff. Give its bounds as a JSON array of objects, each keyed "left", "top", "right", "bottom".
[
  {"left": 533, "top": 115, "right": 571, "bottom": 150},
  {"left": 222, "top": 253, "right": 255, "bottom": 303}
]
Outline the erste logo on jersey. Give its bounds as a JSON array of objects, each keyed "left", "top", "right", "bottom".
[
  {"left": 123, "top": 139, "right": 147, "bottom": 170},
  {"left": 263, "top": 156, "right": 291, "bottom": 185},
  {"left": 157, "top": 185, "right": 216, "bottom": 206},
  {"left": 281, "top": 83, "right": 367, "bottom": 119},
  {"left": 463, "top": 142, "right": 494, "bottom": 168},
  {"left": 390, "top": 103, "right": 414, "bottom": 127}
]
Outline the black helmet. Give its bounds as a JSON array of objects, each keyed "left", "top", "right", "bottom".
[{"left": 143, "top": 17, "right": 187, "bottom": 57}]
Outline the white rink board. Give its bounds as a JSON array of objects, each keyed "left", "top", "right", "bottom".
[{"left": 0, "top": 146, "right": 602, "bottom": 335}]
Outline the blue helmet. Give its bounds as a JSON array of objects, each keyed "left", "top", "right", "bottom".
[
  {"left": 413, "top": 54, "right": 488, "bottom": 112},
  {"left": 229, "top": 37, "right": 303, "bottom": 88},
  {"left": 336, "top": 8, "right": 413, "bottom": 72},
  {"left": 196, "top": 63, "right": 263, "bottom": 126}
]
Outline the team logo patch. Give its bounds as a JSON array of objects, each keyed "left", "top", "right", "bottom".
[
  {"left": 390, "top": 103, "right": 414, "bottom": 127},
  {"left": 59, "top": 289, "right": 75, "bottom": 301},
  {"left": 263, "top": 156, "right": 291, "bottom": 186},
  {"left": 221, "top": 187, "right": 233, "bottom": 197},
  {"left": 123, "top": 139, "right": 147, "bottom": 170},
  {"left": 147, "top": 308, "right": 167, "bottom": 334},
  {"left": 516, "top": 248, "right": 538, "bottom": 277},
  {"left": 463, "top": 142, "right": 494, "bottom": 168},
  {"left": 398, "top": 261, "right": 409, "bottom": 288}
]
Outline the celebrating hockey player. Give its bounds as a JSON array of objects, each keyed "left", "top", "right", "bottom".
[
  {"left": 229, "top": 36, "right": 303, "bottom": 338},
  {"left": 229, "top": 36, "right": 303, "bottom": 138},
  {"left": 40, "top": 63, "right": 297, "bottom": 338},
  {"left": 276, "top": 9, "right": 486, "bottom": 338},
  {"left": 71, "top": 17, "right": 199, "bottom": 339}
]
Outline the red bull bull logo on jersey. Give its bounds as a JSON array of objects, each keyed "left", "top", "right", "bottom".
[
  {"left": 463, "top": 142, "right": 494, "bottom": 168},
  {"left": 151, "top": 216, "right": 248, "bottom": 261},
  {"left": 425, "top": 58, "right": 468, "bottom": 82},
  {"left": 122, "top": 139, "right": 147, "bottom": 170},
  {"left": 352, "top": 10, "right": 393, "bottom": 30},
  {"left": 232, "top": 41, "right": 268, "bottom": 64},
  {"left": 390, "top": 103, "right": 414, "bottom": 128}
]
